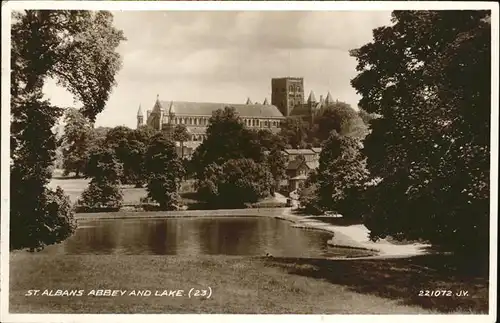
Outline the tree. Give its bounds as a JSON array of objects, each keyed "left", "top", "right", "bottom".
[
  {"left": 298, "top": 170, "right": 323, "bottom": 215},
  {"left": 59, "top": 108, "right": 97, "bottom": 177},
  {"left": 279, "top": 117, "right": 309, "bottom": 148},
  {"left": 103, "top": 126, "right": 141, "bottom": 185},
  {"left": 350, "top": 11, "right": 490, "bottom": 257},
  {"left": 93, "top": 126, "right": 111, "bottom": 145},
  {"left": 173, "top": 124, "right": 191, "bottom": 159},
  {"left": 50, "top": 11, "right": 126, "bottom": 122},
  {"left": 99, "top": 125, "right": 156, "bottom": 187},
  {"left": 265, "top": 148, "right": 287, "bottom": 194},
  {"left": 357, "top": 108, "right": 378, "bottom": 127},
  {"left": 255, "top": 129, "right": 285, "bottom": 151},
  {"left": 78, "top": 148, "right": 123, "bottom": 210},
  {"left": 194, "top": 163, "right": 224, "bottom": 207},
  {"left": 191, "top": 107, "right": 264, "bottom": 179},
  {"left": 10, "top": 10, "right": 125, "bottom": 251},
  {"left": 129, "top": 125, "right": 157, "bottom": 186},
  {"left": 144, "top": 133, "right": 184, "bottom": 210},
  {"left": 104, "top": 126, "right": 133, "bottom": 148},
  {"left": 124, "top": 138, "right": 148, "bottom": 187},
  {"left": 315, "top": 132, "right": 369, "bottom": 218},
  {"left": 196, "top": 159, "right": 273, "bottom": 208},
  {"left": 135, "top": 125, "right": 158, "bottom": 142},
  {"left": 313, "top": 102, "right": 368, "bottom": 142}
]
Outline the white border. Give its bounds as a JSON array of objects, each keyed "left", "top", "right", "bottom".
[{"left": 1, "top": 2, "right": 498, "bottom": 323}]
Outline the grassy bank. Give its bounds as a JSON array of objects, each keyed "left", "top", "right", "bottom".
[
  {"left": 49, "top": 177, "right": 285, "bottom": 211},
  {"left": 10, "top": 253, "right": 487, "bottom": 314}
]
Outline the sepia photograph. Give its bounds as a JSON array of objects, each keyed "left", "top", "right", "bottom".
[{"left": 1, "top": 1, "right": 498, "bottom": 323}]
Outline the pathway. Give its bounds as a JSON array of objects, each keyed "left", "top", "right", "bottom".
[{"left": 278, "top": 208, "right": 431, "bottom": 258}]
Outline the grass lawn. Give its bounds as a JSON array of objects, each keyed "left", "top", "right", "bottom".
[
  {"left": 49, "top": 177, "right": 196, "bottom": 205},
  {"left": 49, "top": 176, "right": 285, "bottom": 210},
  {"left": 9, "top": 253, "right": 488, "bottom": 314}
]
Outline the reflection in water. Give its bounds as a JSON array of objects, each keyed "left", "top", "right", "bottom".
[{"left": 41, "top": 217, "right": 371, "bottom": 258}]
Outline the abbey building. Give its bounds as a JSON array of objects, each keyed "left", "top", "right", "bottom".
[
  {"left": 137, "top": 97, "right": 284, "bottom": 141},
  {"left": 136, "top": 77, "right": 338, "bottom": 142}
]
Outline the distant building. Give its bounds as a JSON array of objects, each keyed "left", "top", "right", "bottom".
[
  {"left": 137, "top": 96, "right": 284, "bottom": 141},
  {"left": 175, "top": 141, "right": 201, "bottom": 160},
  {"left": 136, "top": 105, "right": 144, "bottom": 129},
  {"left": 289, "top": 91, "right": 337, "bottom": 124},
  {"left": 280, "top": 148, "right": 322, "bottom": 192},
  {"left": 271, "top": 77, "right": 339, "bottom": 124},
  {"left": 286, "top": 155, "right": 320, "bottom": 192},
  {"left": 283, "top": 148, "right": 321, "bottom": 163},
  {"left": 271, "top": 77, "right": 305, "bottom": 117},
  {"left": 136, "top": 77, "right": 340, "bottom": 141}
]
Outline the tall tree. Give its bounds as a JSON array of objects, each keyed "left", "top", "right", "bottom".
[
  {"left": 59, "top": 108, "right": 97, "bottom": 177},
  {"left": 350, "top": 11, "right": 490, "bottom": 256},
  {"left": 196, "top": 159, "right": 273, "bottom": 208},
  {"left": 144, "top": 133, "right": 184, "bottom": 210},
  {"left": 103, "top": 126, "right": 136, "bottom": 184},
  {"left": 265, "top": 148, "right": 287, "bottom": 195},
  {"left": 10, "top": 10, "right": 125, "bottom": 251},
  {"left": 172, "top": 124, "right": 191, "bottom": 159},
  {"left": 191, "top": 107, "right": 264, "bottom": 179},
  {"left": 134, "top": 125, "right": 158, "bottom": 144},
  {"left": 313, "top": 102, "right": 368, "bottom": 142},
  {"left": 50, "top": 11, "right": 125, "bottom": 122},
  {"left": 130, "top": 126, "right": 157, "bottom": 186},
  {"left": 357, "top": 108, "right": 378, "bottom": 127},
  {"left": 78, "top": 148, "right": 124, "bottom": 210},
  {"left": 278, "top": 117, "right": 309, "bottom": 149},
  {"left": 255, "top": 129, "right": 286, "bottom": 151},
  {"left": 298, "top": 170, "right": 322, "bottom": 215},
  {"left": 315, "top": 131, "right": 369, "bottom": 217}
]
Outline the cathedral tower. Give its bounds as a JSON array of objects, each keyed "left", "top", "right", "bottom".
[
  {"left": 271, "top": 77, "right": 304, "bottom": 117},
  {"left": 137, "top": 105, "right": 143, "bottom": 128}
]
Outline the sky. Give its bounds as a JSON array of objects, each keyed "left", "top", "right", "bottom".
[{"left": 42, "top": 11, "right": 392, "bottom": 128}]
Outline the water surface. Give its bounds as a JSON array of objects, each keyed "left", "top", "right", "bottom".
[{"left": 42, "top": 217, "right": 372, "bottom": 258}]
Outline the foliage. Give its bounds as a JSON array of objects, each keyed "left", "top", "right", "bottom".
[
  {"left": 301, "top": 132, "right": 369, "bottom": 217},
  {"left": 102, "top": 126, "right": 152, "bottom": 186},
  {"left": 278, "top": 117, "right": 310, "bottom": 149},
  {"left": 278, "top": 102, "right": 369, "bottom": 148},
  {"left": 193, "top": 163, "right": 222, "bottom": 207},
  {"left": 173, "top": 124, "right": 191, "bottom": 142},
  {"left": 313, "top": 102, "right": 369, "bottom": 141},
  {"left": 104, "top": 126, "right": 131, "bottom": 144},
  {"left": 265, "top": 148, "right": 287, "bottom": 194},
  {"left": 78, "top": 182, "right": 123, "bottom": 209},
  {"left": 10, "top": 10, "right": 124, "bottom": 251},
  {"left": 196, "top": 159, "right": 274, "bottom": 208},
  {"left": 130, "top": 125, "right": 157, "bottom": 185},
  {"left": 78, "top": 148, "right": 123, "bottom": 209},
  {"left": 173, "top": 124, "right": 191, "bottom": 159},
  {"left": 50, "top": 11, "right": 126, "bottom": 122},
  {"left": 350, "top": 11, "right": 490, "bottom": 256},
  {"left": 297, "top": 170, "right": 323, "bottom": 215},
  {"left": 255, "top": 129, "right": 286, "bottom": 151},
  {"left": 144, "top": 133, "right": 184, "bottom": 210},
  {"left": 84, "top": 148, "right": 123, "bottom": 182},
  {"left": 181, "top": 158, "right": 194, "bottom": 180},
  {"left": 59, "top": 108, "right": 97, "bottom": 177},
  {"left": 191, "top": 107, "right": 265, "bottom": 179},
  {"left": 357, "top": 108, "right": 378, "bottom": 126},
  {"left": 135, "top": 125, "right": 158, "bottom": 142}
]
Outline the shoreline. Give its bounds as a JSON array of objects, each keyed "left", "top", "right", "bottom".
[{"left": 75, "top": 207, "right": 431, "bottom": 259}]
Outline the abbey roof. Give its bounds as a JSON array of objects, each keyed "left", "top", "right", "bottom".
[{"left": 157, "top": 101, "right": 285, "bottom": 118}]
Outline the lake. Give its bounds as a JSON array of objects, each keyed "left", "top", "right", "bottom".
[{"left": 41, "top": 217, "right": 373, "bottom": 258}]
